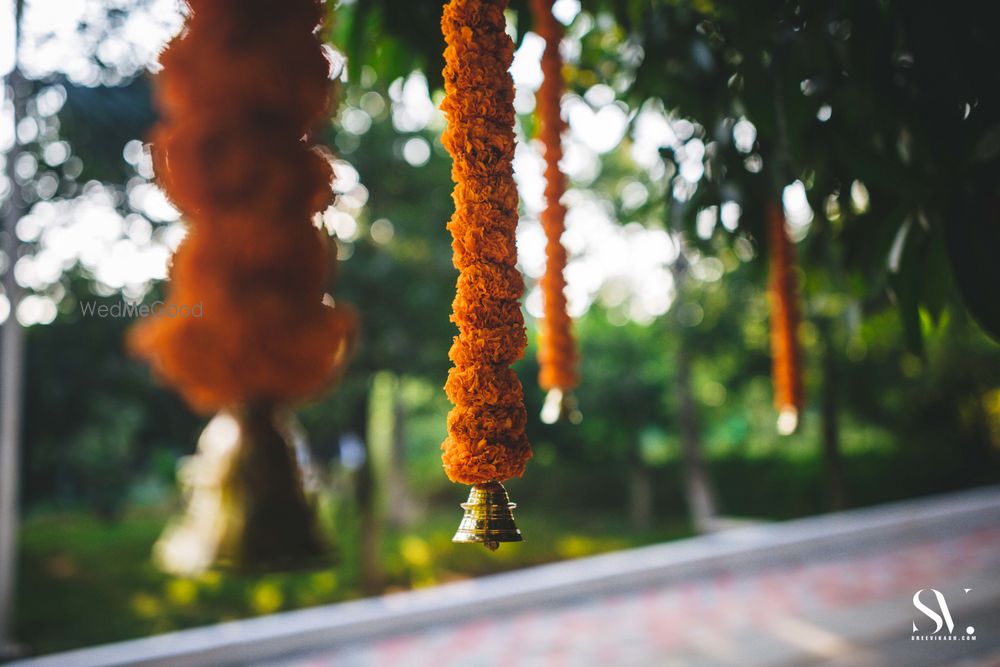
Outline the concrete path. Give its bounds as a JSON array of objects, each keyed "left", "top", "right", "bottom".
[{"left": 14, "top": 486, "right": 1000, "bottom": 667}]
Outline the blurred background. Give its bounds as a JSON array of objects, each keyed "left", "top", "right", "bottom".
[{"left": 0, "top": 0, "right": 999, "bottom": 659}]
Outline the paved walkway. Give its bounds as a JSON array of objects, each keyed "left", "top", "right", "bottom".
[
  {"left": 279, "top": 525, "right": 1000, "bottom": 666},
  {"left": 15, "top": 486, "right": 1000, "bottom": 667}
]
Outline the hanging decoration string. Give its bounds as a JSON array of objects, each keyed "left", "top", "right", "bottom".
[
  {"left": 130, "top": 0, "right": 355, "bottom": 411},
  {"left": 128, "top": 0, "right": 356, "bottom": 574},
  {"left": 531, "top": 0, "right": 580, "bottom": 425},
  {"left": 767, "top": 200, "right": 805, "bottom": 435},
  {"left": 440, "top": 0, "right": 531, "bottom": 548}
]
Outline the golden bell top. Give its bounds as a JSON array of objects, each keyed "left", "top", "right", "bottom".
[{"left": 452, "top": 481, "right": 523, "bottom": 551}]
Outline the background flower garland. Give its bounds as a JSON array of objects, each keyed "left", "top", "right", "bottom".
[
  {"left": 129, "top": 0, "right": 355, "bottom": 412},
  {"left": 531, "top": 0, "right": 579, "bottom": 395},
  {"left": 767, "top": 200, "right": 805, "bottom": 430},
  {"left": 440, "top": 0, "right": 532, "bottom": 485}
]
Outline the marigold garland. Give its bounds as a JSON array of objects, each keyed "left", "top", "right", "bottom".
[
  {"left": 531, "top": 0, "right": 579, "bottom": 393},
  {"left": 767, "top": 200, "right": 805, "bottom": 426},
  {"left": 129, "top": 0, "right": 356, "bottom": 412},
  {"left": 440, "top": 0, "right": 532, "bottom": 485}
]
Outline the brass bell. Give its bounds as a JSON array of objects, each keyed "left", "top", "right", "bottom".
[
  {"left": 776, "top": 406, "right": 799, "bottom": 436},
  {"left": 452, "top": 481, "right": 523, "bottom": 551},
  {"left": 154, "top": 403, "right": 329, "bottom": 575},
  {"left": 540, "top": 388, "right": 583, "bottom": 425}
]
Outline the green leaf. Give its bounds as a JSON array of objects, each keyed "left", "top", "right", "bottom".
[
  {"left": 888, "top": 219, "right": 927, "bottom": 356},
  {"left": 946, "top": 190, "right": 1000, "bottom": 342}
]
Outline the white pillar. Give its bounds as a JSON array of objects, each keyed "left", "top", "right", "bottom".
[{"left": 0, "top": 0, "right": 27, "bottom": 652}]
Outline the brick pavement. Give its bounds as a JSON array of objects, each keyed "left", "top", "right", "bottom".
[
  {"left": 15, "top": 487, "right": 1000, "bottom": 667},
  {"left": 275, "top": 525, "right": 1000, "bottom": 667}
]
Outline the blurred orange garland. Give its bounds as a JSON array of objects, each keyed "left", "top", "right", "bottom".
[
  {"left": 440, "top": 0, "right": 532, "bottom": 486},
  {"left": 531, "top": 0, "right": 580, "bottom": 400},
  {"left": 128, "top": 0, "right": 356, "bottom": 573},
  {"left": 767, "top": 200, "right": 805, "bottom": 433},
  {"left": 130, "top": 0, "right": 355, "bottom": 411}
]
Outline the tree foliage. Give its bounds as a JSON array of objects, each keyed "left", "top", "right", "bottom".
[{"left": 333, "top": 0, "right": 1000, "bottom": 348}]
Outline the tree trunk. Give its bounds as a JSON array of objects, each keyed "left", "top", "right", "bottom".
[
  {"left": 676, "top": 341, "right": 718, "bottom": 533},
  {"left": 353, "top": 389, "right": 383, "bottom": 594},
  {"left": 819, "top": 322, "right": 847, "bottom": 511},
  {"left": 677, "top": 344, "right": 716, "bottom": 533},
  {"left": 628, "top": 458, "right": 653, "bottom": 531},
  {"left": 387, "top": 380, "right": 417, "bottom": 527},
  {"left": 667, "top": 190, "right": 718, "bottom": 534}
]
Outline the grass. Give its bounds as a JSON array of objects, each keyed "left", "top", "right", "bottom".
[{"left": 14, "top": 502, "right": 689, "bottom": 656}]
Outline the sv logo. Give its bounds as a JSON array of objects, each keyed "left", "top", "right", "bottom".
[
  {"left": 912, "top": 589, "right": 955, "bottom": 634},
  {"left": 912, "top": 588, "right": 976, "bottom": 637}
]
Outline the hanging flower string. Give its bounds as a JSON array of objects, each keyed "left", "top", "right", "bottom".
[
  {"left": 129, "top": 0, "right": 356, "bottom": 573},
  {"left": 440, "top": 0, "right": 532, "bottom": 486},
  {"left": 130, "top": 0, "right": 355, "bottom": 412},
  {"left": 531, "top": 0, "right": 580, "bottom": 413},
  {"left": 767, "top": 200, "right": 805, "bottom": 434}
]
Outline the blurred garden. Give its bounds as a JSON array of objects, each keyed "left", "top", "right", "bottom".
[{"left": 1, "top": 0, "right": 999, "bottom": 657}]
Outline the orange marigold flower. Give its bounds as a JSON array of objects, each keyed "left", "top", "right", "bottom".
[
  {"left": 129, "top": 0, "right": 356, "bottom": 412},
  {"left": 531, "top": 0, "right": 579, "bottom": 392},
  {"left": 767, "top": 200, "right": 805, "bottom": 424},
  {"left": 440, "top": 0, "right": 531, "bottom": 485}
]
